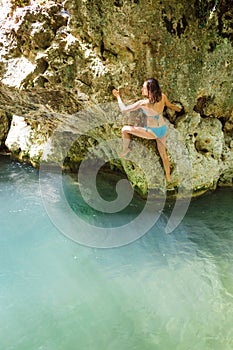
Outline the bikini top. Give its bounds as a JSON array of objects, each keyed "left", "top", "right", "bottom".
[{"left": 141, "top": 109, "right": 163, "bottom": 120}]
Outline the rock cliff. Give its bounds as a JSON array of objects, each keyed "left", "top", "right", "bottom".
[{"left": 0, "top": 0, "right": 232, "bottom": 197}]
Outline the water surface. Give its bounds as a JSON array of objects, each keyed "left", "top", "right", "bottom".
[{"left": 0, "top": 157, "right": 233, "bottom": 350}]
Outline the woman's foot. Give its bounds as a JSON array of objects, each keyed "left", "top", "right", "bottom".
[{"left": 120, "top": 149, "right": 130, "bottom": 158}]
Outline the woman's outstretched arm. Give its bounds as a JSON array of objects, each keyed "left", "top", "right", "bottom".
[
  {"left": 112, "top": 89, "right": 144, "bottom": 113},
  {"left": 163, "top": 94, "right": 182, "bottom": 112}
]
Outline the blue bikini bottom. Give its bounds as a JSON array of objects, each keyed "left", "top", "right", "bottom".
[{"left": 145, "top": 125, "right": 167, "bottom": 138}]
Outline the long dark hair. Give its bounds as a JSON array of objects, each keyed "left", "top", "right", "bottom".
[{"left": 146, "top": 78, "right": 162, "bottom": 103}]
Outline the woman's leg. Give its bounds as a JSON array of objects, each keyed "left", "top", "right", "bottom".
[
  {"left": 121, "top": 126, "right": 171, "bottom": 182},
  {"left": 156, "top": 136, "right": 171, "bottom": 182},
  {"left": 121, "top": 125, "right": 155, "bottom": 157},
  {"left": 121, "top": 126, "right": 131, "bottom": 156}
]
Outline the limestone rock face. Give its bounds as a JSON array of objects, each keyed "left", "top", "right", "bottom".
[
  {"left": 0, "top": 110, "right": 9, "bottom": 148},
  {"left": 5, "top": 115, "right": 50, "bottom": 165},
  {"left": 0, "top": 0, "right": 232, "bottom": 197}
]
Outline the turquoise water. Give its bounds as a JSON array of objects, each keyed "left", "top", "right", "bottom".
[{"left": 0, "top": 156, "right": 233, "bottom": 350}]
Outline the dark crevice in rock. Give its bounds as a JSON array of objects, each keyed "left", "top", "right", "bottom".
[
  {"left": 114, "top": 0, "right": 123, "bottom": 7},
  {"left": 193, "top": 95, "right": 214, "bottom": 117},
  {"left": 208, "top": 41, "right": 217, "bottom": 52},
  {"left": 218, "top": 116, "right": 226, "bottom": 129},
  {"left": 162, "top": 9, "right": 176, "bottom": 36},
  {"left": 99, "top": 31, "right": 118, "bottom": 62},
  {"left": 33, "top": 76, "right": 49, "bottom": 88},
  {"left": 35, "top": 58, "right": 49, "bottom": 74},
  {"left": 177, "top": 15, "right": 189, "bottom": 37},
  {"left": 195, "top": 141, "right": 210, "bottom": 155},
  {"left": 52, "top": 12, "right": 69, "bottom": 32},
  {"left": 125, "top": 46, "right": 134, "bottom": 57},
  {"left": 162, "top": 10, "right": 188, "bottom": 37},
  {"left": 103, "top": 48, "right": 118, "bottom": 59},
  {"left": 100, "top": 39, "right": 105, "bottom": 61},
  {"left": 77, "top": 79, "right": 92, "bottom": 88}
]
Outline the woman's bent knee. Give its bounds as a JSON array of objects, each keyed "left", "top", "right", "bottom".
[{"left": 122, "top": 125, "right": 131, "bottom": 133}]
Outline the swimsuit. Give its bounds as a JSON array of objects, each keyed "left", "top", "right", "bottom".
[
  {"left": 145, "top": 125, "right": 167, "bottom": 138},
  {"left": 141, "top": 109, "right": 167, "bottom": 138}
]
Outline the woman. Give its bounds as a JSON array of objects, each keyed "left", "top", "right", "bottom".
[{"left": 112, "top": 78, "right": 181, "bottom": 182}]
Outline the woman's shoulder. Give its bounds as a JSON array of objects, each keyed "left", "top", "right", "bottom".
[
  {"left": 138, "top": 99, "right": 149, "bottom": 106},
  {"left": 139, "top": 98, "right": 148, "bottom": 104}
]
